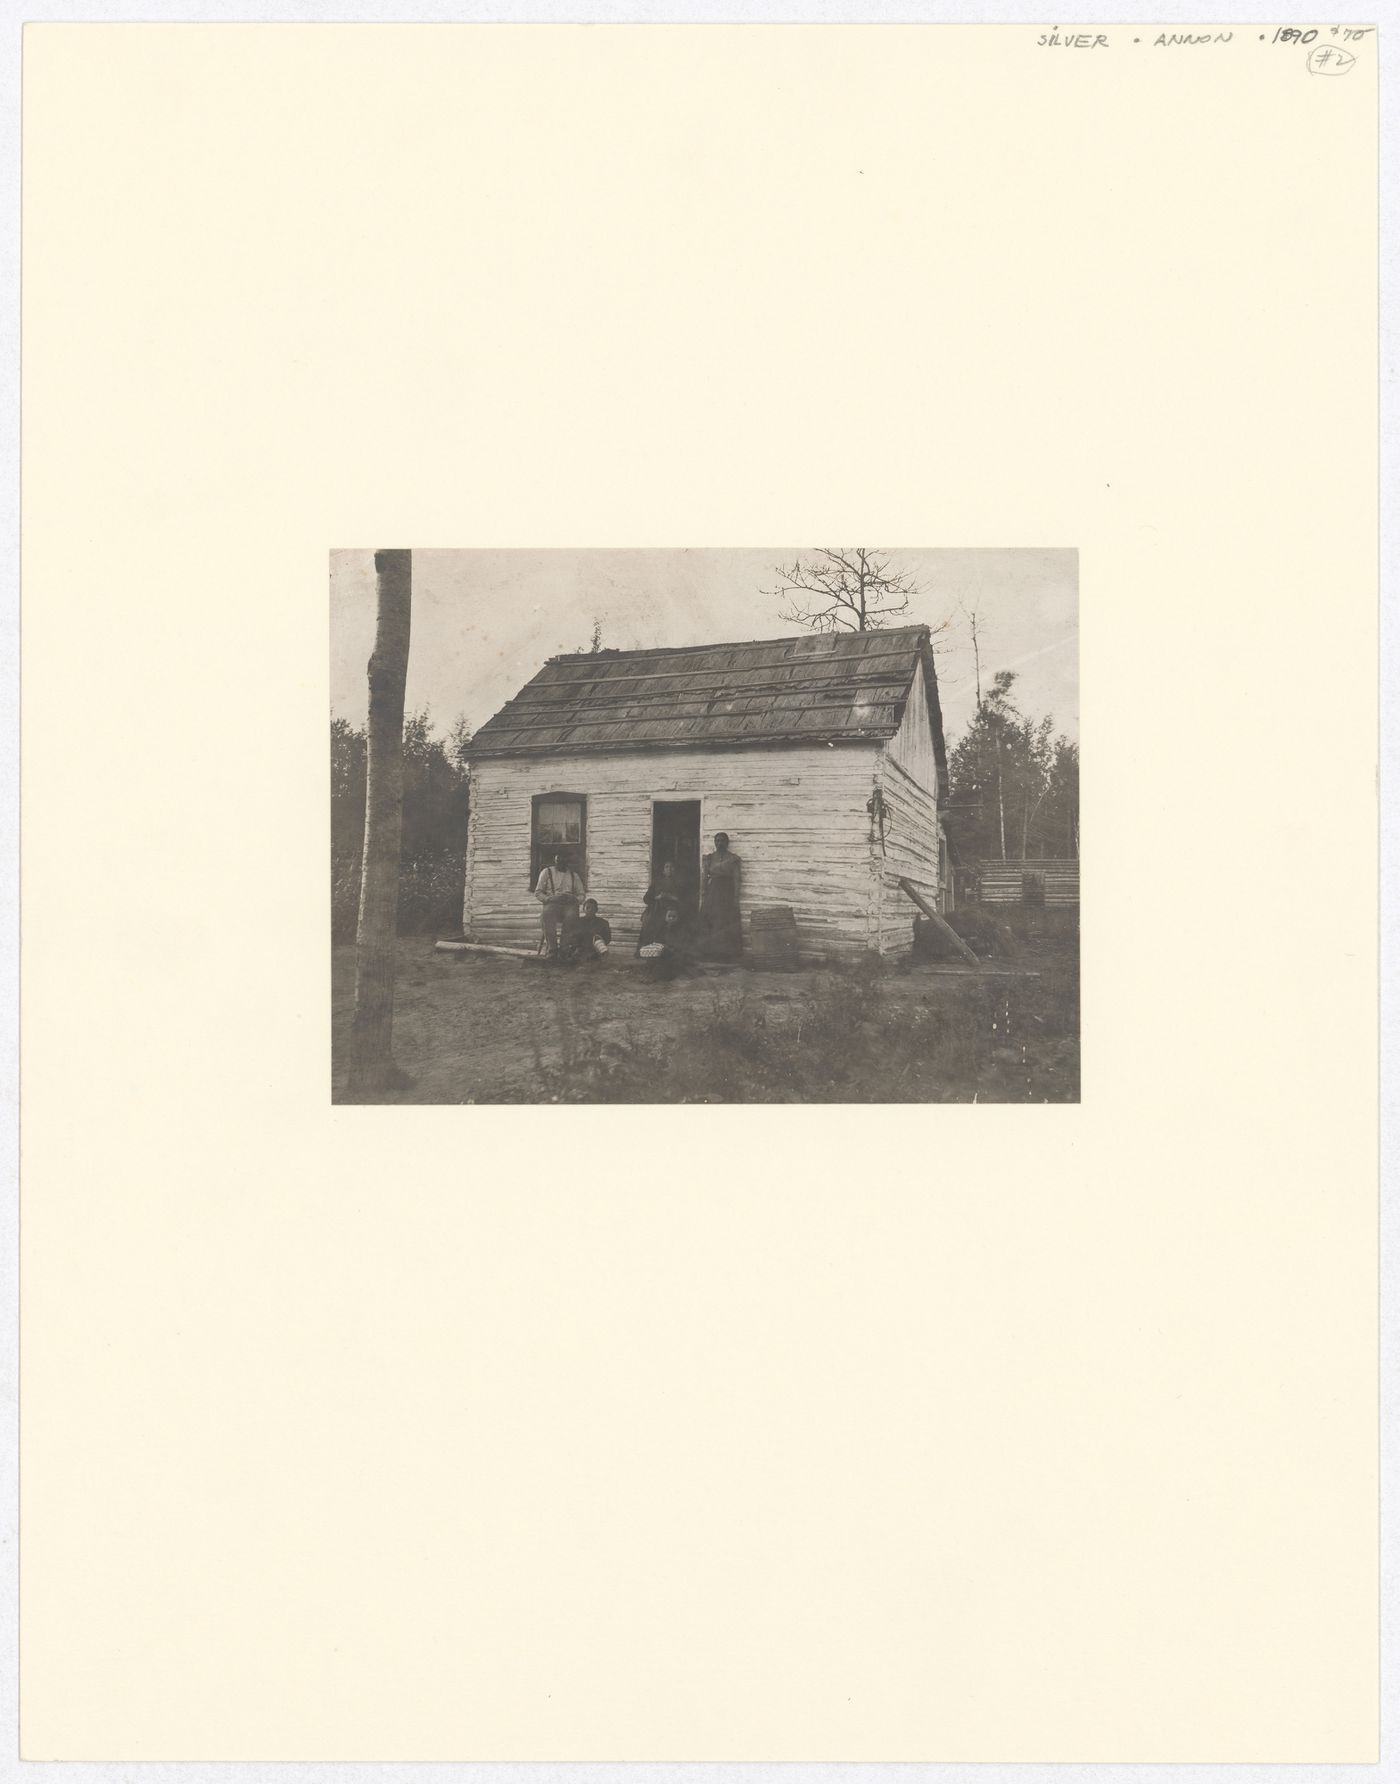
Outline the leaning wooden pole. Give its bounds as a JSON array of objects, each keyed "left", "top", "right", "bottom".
[
  {"left": 348, "top": 549, "right": 412, "bottom": 1095},
  {"left": 897, "top": 876, "right": 981, "bottom": 966}
]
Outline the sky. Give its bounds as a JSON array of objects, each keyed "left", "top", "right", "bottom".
[{"left": 329, "top": 547, "right": 1078, "bottom": 749}]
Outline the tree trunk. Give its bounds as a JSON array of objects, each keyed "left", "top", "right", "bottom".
[
  {"left": 970, "top": 613, "right": 982, "bottom": 706},
  {"left": 1022, "top": 780, "right": 1048, "bottom": 860},
  {"left": 995, "top": 730, "right": 1007, "bottom": 860},
  {"left": 348, "top": 549, "right": 412, "bottom": 1095}
]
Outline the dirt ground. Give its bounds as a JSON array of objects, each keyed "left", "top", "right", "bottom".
[{"left": 332, "top": 932, "right": 1080, "bottom": 1104}]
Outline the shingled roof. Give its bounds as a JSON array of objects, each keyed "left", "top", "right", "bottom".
[{"left": 469, "top": 625, "right": 945, "bottom": 764}]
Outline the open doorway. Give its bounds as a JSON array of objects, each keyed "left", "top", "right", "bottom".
[{"left": 651, "top": 799, "right": 701, "bottom": 918}]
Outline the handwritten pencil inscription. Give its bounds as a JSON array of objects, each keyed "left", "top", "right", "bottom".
[
  {"left": 1308, "top": 44, "right": 1358, "bottom": 73},
  {"left": 1034, "top": 22, "right": 1373, "bottom": 69}
]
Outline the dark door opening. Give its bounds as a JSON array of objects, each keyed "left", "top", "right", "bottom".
[{"left": 651, "top": 800, "right": 702, "bottom": 917}]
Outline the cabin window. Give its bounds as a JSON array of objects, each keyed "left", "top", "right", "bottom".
[{"left": 530, "top": 793, "right": 587, "bottom": 887}]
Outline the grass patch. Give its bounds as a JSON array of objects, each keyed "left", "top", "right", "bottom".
[{"left": 524, "top": 956, "right": 1077, "bottom": 1104}]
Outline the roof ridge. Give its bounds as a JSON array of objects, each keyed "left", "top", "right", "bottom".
[{"left": 543, "top": 624, "right": 929, "bottom": 664}]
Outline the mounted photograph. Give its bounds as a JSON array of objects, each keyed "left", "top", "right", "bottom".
[{"left": 330, "top": 548, "right": 1078, "bottom": 1103}]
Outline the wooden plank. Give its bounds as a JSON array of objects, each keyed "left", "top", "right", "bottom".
[
  {"left": 896, "top": 877, "right": 980, "bottom": 965},
  {"left": 434, "top": 940, "right": 537, "bottom": 960}
]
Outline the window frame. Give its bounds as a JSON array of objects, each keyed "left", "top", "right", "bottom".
[{"left": 530, "top": 791, "right": 588, "bottom": 889}]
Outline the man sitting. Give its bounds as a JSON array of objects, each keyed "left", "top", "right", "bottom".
[
  {"left": 559, "top": 898, "right": 612, "bottom": 965},
  {"left": 533, "top": 851, "right": 585, "bottom": 958}
]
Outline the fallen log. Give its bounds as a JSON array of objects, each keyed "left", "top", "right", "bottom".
[
  {"left": 896, "top": 878, "right": 981, "bottom": 966},
  {"left": 434, "top": 939, "right": 538, "bottom": 960}
]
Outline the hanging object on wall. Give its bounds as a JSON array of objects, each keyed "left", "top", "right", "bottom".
[{"left": 867, "top": 786, "right": 891, "bottom": 855}]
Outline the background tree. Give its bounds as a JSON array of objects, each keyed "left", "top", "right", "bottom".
[
  {"left": 332, "top": 707, "right": 471, "bottom": 942},
  {"left": 348, "top": 548, "right": 413, "bottom": 1096},
  {"left": 401, "top": 708, "right": 470, "bottom": 859},
  {"left": 447, "top": 712, "right": 474, "bottom": 776},
  {"left": 957, "top": 595, "right": 984, "bottom": 704},
  {"left": 946, "top": 669, "right": 1078, "bottom": 863},
  {"left": 330, "top": 715, "right": 368, "bottom": 859},
  {"left": 766, "top": 547, "right": 926, "bottom": 633},
  {"left": 1044, "top": 736, "right": 1080, "bottom": 858}
]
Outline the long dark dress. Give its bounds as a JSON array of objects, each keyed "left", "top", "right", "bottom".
[
  {"left": 637, "top": 897, "right": 677, "bottom": 952},
  {"left": 637, "top": 891, "right": 698, "bottom": 978},
  {"left": 639, "top": 873, "right": 686, "bottom": 949},
  {"left": 699, "top": 849, "right": 743, "bottom": 958}
]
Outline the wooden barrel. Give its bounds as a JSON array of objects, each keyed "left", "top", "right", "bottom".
[{"left": 748, "top": 905, "right": 800, "bottom": 970}]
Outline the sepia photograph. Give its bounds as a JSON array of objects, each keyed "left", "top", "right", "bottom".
[
  {"left": 331, "top": 547, "right": 1078, "bottom": 1104},
  {"left": 21, "top": 13, "right": 1381, "bottom": 1760}
]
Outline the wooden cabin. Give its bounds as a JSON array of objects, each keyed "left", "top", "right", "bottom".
[
  {"left": 464, "top": 626, "right": 950, "bottom": 960},
  {"left": 975, "top": 858, "right": 1080, "bottom": 908}
]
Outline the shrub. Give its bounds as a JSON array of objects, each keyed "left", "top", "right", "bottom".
[{"left": 331, "top": 850, "right": 466, "bottom": 943}]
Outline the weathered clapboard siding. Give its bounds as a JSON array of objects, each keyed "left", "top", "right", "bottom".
[
  {"left": 873, "top": 758, "right": 941, "bottom": 954},
  {"left": 464, "top": 744, "right": 881, "bottom": 956},
  {"left": 977, "top": 860, "right": 1080, "bottom": 906},
  {"left": 870, "top": 674, "right": 944, "bottom": 956},
  {"left": 884, "top": 654, "right": 938, "bottom": 790}
]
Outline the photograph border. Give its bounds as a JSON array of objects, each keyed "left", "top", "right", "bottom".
[{"left": 7, "top": 0, "right": 1392, "bottom": 1775}]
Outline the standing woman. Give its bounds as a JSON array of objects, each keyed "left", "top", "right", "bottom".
[{"left": 699, "top": 832, "right": 743, "bottom": 959}]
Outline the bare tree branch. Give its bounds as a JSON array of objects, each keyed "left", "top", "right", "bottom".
[
  {"left": 956, "top": 595, "right": 984, "bottom": 706},
  {"left": 764, "top": 546, "right": 921, "bottom": 634}
]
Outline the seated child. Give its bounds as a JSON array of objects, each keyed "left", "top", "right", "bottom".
[{"left": 559, "top": 898, "right": 611, "bottom": 965}]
